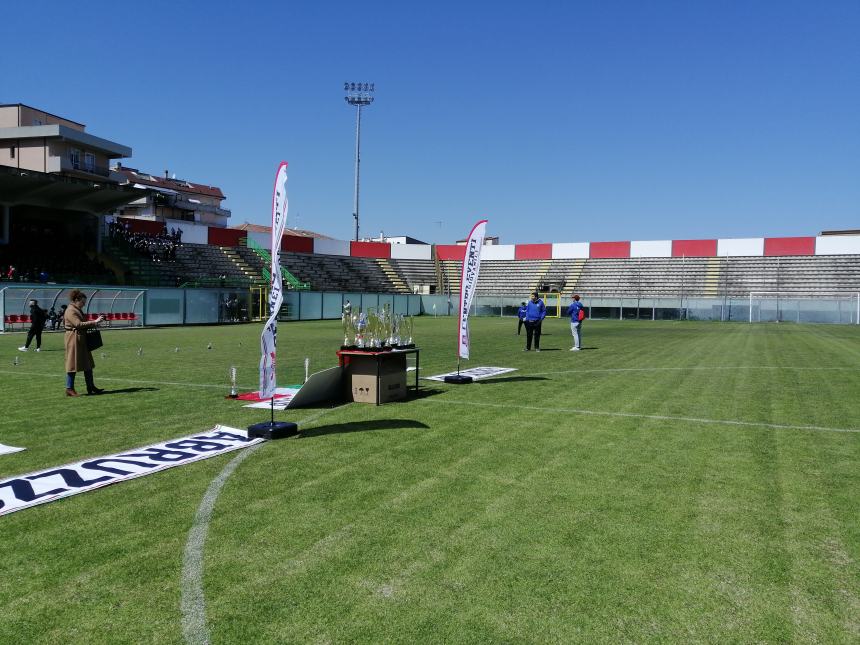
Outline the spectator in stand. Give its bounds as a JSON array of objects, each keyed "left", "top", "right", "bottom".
[
  {"left": 517, "top": 301, "right": 527, "bottom": 336},
  {"left": 6, "top": 265, "right": 15, "bottom": 281},
  {"left": 568, "top": 294, "right": 585, "bottom": 351},
  {"left": 523, "top": 292, "right": 546, "bottom": 352},
  {"left": 18, "top": 299, "right": 48, "bottom": 352},
  {"left": 63, "top": 289, "right": 105, "bottom": 397},
  {"left": 38, "top": 268, "right": 49, "bottom": 283}
]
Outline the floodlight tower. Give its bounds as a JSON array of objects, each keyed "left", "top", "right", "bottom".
[{"left": 344, "top": 82, "right": 375, "bottom": 241}]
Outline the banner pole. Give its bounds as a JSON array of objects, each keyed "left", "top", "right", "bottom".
[{"left": 247, "top": 161, "right": 297, "bottom": 440}]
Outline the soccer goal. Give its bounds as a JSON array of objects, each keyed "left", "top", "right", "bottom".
[
  {"left": 540, "top": 292, "right": 562, "bottom": 318},
  {"left": 748, "top": 291, "right": 860, "bottom": 324}
]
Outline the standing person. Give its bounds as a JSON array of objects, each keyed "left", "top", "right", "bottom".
[
  {"left": 18, "top": 299, "right": 48, "bottom": 352},
  {"left": 517, "top": 301, "right": 527, "bottom": 335},
  {"left": 523, "top": 292, "right": 546, "bottom": 351},
  {"left": 343, "top": 299, "right": 352, "bottom": 319},
  {"left": 63, "top": 289, "right": 105, "bottom": 397},
  {"left": 568, "top": 294, "right": 585, "bottom": 351},
  {"left": 48, "top": 305, "right": 58, "bottom": 331}
]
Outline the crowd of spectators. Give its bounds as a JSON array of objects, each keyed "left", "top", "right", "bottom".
[
  {"left": 108, "top": 220, "right": 183, "bottom": 264},
  {"left": 1, "top": 220, "right": 114, "bottom": 285},
  {"left": 1, "top": 264, "right": 50, "bottom": 283}
]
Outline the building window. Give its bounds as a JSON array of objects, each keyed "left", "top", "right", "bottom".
[
  {"left": 69, "top": 148, "right": 80, "bottom": 169},
  {"left": 84, "top": 152, "right": 95, "bottom": 172}
]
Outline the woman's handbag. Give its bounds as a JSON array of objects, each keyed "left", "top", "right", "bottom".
[{"left": 85, "top": 328, "right": 103, "bottom": 351}]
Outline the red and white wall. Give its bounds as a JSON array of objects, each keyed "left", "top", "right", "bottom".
[{"left": 116, "top": 217, "right": 860, "bottom": 260}]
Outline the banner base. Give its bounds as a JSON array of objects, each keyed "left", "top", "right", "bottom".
[
  {"left": 443, "top": 375, "right": 473, "bottom": 384},
  {"left": 247, "top": 421, "right": 298, "bottom": 440}
]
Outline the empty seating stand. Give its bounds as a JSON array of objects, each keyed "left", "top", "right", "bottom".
[{"left": 104, "top": 238, "right": 860, "bottom": 301}]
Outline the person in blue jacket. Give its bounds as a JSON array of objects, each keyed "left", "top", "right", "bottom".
[
  {"left": 517, "top": 301, "right": 527, "bottom": 335},
  {"left": 568, "top": 294, "right": 585, "bottom": 351},
  {"left": 523, "top": 292, "right": 546, "bottom": 351}
]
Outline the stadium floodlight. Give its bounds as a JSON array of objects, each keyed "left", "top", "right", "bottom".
[{"left": 344, "top": 81, "right": 375, "bottom": 241}]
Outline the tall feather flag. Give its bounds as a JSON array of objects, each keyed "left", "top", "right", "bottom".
[
  {"left": 457, "top": 219, "right": 488, "bottom": 360},
  {"left": 259, "top": 162, "right": 289, "bottom": 399}
]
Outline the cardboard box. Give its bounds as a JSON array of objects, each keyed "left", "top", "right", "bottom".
[
  {"left": 348, "top": 372, "right": 406, "bottom": 404},
  {"left": 345, "top": 353, "right": 407, "bottom": 403}
]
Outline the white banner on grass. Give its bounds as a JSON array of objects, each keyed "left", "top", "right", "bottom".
[
  {"left": 0, "top": 426, "right": 263, "bottom": 517},
  {"left": 0, "top": 444, "right": 26, "bottom": 456},
  {"left": 458, "top": 219, "right": 488, "bottom": 359},
  {"left": 425, "top": 366, "right": 517, "bottom": 382},
  {"left": 260, "top": 162, "right": 289, "bottom": 400}
]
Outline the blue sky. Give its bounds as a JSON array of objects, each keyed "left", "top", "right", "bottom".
[{"left": 3, "top": 1, "right": 858, "bottom": 244}]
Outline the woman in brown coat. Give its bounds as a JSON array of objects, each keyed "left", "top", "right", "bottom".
[{"left": 63, "top": 289, "right": 105, "bottom": 396}]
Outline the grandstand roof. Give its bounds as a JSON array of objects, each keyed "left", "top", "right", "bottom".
[
  {"left": 0, "top": 164, "right": 145, "bottom": 212},
  {"left": 115, "top": 167, "right": 225, "bottom": 200}
]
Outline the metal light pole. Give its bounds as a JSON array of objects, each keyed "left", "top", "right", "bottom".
[{"left": 344, "top": 82, "right": 374, "bottom": 241}]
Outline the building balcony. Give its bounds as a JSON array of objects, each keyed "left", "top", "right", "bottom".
[
  {"left": 47, "top": 155, "right": 113, "bottom": 179},
  {"left": 173, "top": 196, "right": 230, "bottom": 218}
]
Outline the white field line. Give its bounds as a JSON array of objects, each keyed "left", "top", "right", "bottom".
[
  {"left": 180, "top": 406, "right": 335, "bottom": 645},
  {"left": 529, "top": 365, "right": 860, "bottom": 377},
  {"left": 417, "top": 364, "right": 860, "bottom": 382},
  {"left": 0, "top": 369, "right": 232, "bottom": 390},
  {"left": 180, "top": 442, "right": 262, "bottom": 645},
  {"left": 422, "top": 399, "right": 860, "bottom": 435}
]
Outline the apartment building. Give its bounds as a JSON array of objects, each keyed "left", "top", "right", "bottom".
[
  {"left": 0, "top": 104, "right": 131, "bottom": 181},
  {"left": 114, "top": 166, "right": 231, "bottom": 227}
]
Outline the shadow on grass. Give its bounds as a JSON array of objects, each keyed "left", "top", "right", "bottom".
[
  {"left": 299, "top": 418, "right": 429, "bottom": 438},
  {"left": 476, "top": 376, "right": 548, "bottom": 384},
  {"left": 97, "top": 387, "right": 159, "bottom": 395},
  {"left": 409, "top": 387, "right": 445, "bottom": 400}
]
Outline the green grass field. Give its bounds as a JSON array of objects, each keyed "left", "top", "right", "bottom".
[{"left": 1, "top": 317, "right": 859, "bottom": 643}]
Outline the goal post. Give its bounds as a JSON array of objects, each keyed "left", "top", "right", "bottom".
[
  {"left": 748, "top": 291, "right": 860, "bottom": 324},
  {"left": 540, "top": 292, "right": 561, "bottom": 318}
]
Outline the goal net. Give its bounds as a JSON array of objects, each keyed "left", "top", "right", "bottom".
[{"left": 748, "top": 291, "right": 860, "bottom": 324}]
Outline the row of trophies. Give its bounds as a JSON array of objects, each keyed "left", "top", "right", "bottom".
[{"left": 342, "top": 305, "right": 415, "bottom": 350}]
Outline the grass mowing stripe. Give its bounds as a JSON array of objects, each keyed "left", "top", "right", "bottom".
[
  {"left": 180, "top": 405, "right": 338, "bottom": 644},
  {"left": 424, "top": 399, "right": 860, "bottom": 434},
  {"left": 2, "top": 319, "right": 858, "bottom": 642}
]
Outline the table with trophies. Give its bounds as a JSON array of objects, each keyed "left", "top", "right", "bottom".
[{"left": 337, "top": 306, "right": 419, "bottom": 405}]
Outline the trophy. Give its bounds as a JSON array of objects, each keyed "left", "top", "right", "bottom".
[
  {"left": 342, "top": 311, "right": 356, "bottom": 349},
  {"left": 398, "top": 315, "right": 414, "bottom": 349},
  {"left": 227, "top": 366, "right": 238, "bottom": 398},
  {"left": 369, "top": 310, "right": 382, "bottom": 349},
  {"left": 390, "top": 313, "right": 401, "bottom": 348},
  {"left": 372, "top": 309, "right": 384, "bottom": 349},
  {"left": 381, "top": 304, "right": 394, "bottom": 348},
  {"left": 356, "top": 312, "right": 367, "bottom": 349}
]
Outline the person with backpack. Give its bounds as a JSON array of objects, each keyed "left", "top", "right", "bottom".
[{"left": 568, "top": 294, "right": 585, "bottom": 351}]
